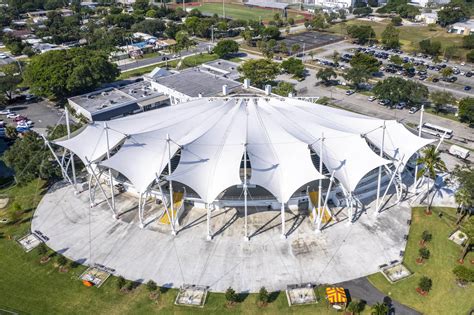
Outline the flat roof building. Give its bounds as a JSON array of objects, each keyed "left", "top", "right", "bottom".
[
  {"left": 201, "top": 60, "right": 240, "bottom": 80},
  {"left": 68, "top": 81, "right": 169, "bottom": 121},
  {"left": 449, "top": 20, "right": 474, "bottom": 35}
]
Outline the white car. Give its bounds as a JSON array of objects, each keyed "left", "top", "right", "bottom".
[
  {"left": 0, "top": 109, "right": 11, "bottom": 115},
  {"left": 368, "top": 96, "right": 376, "bottom": 102},
  {"left": 17, "top": 120, "right": 33, "bottom": 127},
  {"left": 0, "top": 53, "right": 7, "bottom": 59},
  {"left": 6, "top": 113, "right": 19, "bottom": 119}
]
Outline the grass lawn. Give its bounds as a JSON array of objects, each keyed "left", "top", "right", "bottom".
[
  {"left": 179, "top": 53, "right": 219, "bottom": 69},
  {"left": 196, "top": 3, "right": 303, "bottom": 22},
  {"left": 0, "top": 179, "right": 352, "bottom": 314},
  {"left": 328, "top": 20, "right": 468, "bottom": 58},
  {"left": 368, "top": 207, "right": 474, "bottom": 315},
  {"left": 118, "top": 60, "right": 178, "bottom": 80}
]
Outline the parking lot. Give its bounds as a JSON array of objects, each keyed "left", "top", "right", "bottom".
[{"left": 1, "top": 99, "right": 68, "bottom": 135}]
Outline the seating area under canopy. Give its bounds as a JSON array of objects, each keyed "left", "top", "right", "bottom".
[{"left": 52, "top": 97, "right": 434, "bottom": 239}]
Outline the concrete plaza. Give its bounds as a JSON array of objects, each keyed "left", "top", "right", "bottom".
[{"left": 32, "top": 182, "right": 412, "bottom": 292}]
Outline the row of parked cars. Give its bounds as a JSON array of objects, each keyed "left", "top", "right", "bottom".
[{"left": 0, "top": 109, "right": 33, "bottom": 133}]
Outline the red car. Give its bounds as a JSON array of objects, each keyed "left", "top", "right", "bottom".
[{"left": 14, "top": 115, "right": 27, "bottom": 122}]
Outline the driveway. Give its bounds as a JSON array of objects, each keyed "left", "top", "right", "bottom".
[{"left": 337, "top": 277, "right": 421, "bottom": 315}]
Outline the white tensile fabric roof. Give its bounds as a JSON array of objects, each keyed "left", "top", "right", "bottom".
[{"left": 55, "top": 97, "right": 434, "bottom": 203}]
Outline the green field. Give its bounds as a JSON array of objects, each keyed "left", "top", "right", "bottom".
[
  {"left": 196, "top": 3, "right": 303, "bottom": 22},
  {"left": 328, "top": 19, "right": 468, "bottom": 59},
  {"left": 368, "top": 207, "right": 474, "bottom": 315}
]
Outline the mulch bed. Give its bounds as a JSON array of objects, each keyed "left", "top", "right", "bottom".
[
  {"left": 416, "top": 288, "right": 428, "bottom": 296},
  {"left": 39, "top": 256, "right": 50, "bottom": 264}
]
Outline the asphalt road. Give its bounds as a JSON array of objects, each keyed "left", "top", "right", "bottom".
[
  {"left": 118, "top": 41, "right": 213, "bottom": 71},
  {"left": 337, "top": 277, "right": 421, "bottom": 315}
]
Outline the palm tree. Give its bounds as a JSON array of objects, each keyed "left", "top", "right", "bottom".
[
  {"left": 371, "top": 302, "right": 389, "bottom": 315},
  {"left": 416, "top": 146, "right": 447, "bottom": 213}
]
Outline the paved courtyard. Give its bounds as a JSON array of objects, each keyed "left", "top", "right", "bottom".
[{"left": 32, "top": 182, "right": 412, "bottom": 292}]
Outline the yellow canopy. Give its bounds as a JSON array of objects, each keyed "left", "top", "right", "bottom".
[{"left": 326, "top": 287, "right": 347, "bottom": 304}]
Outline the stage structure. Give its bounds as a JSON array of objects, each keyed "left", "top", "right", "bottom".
[{"left": 47, "top": 97, "right": 434, "bottom": 239}]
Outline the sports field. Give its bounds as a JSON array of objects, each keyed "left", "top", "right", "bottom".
[{"left": 196, "top": 3, "right": 303, "bottom": 22}]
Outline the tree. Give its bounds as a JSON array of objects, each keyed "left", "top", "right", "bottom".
[
  {"left": 416, "top": 146, "right": 447, "bottom": 212},
  {"left": 350, "top": 52, "right": 380, "bottom": 73},
  {"left": 419, "top": 247, "right": 430, "bottom": 260},
  {"left": 131, "top": 19, "right": 165, "bottom": 37},
  {"left": 430, "top": 91, "right": 455, "bottom": 113},
  {"left": 257, "top": 286, "right": 269, "bottom": 305},
  {"left": 24, "top": 48, "right": 118, "bottom": 100},
  {"left": 452, "top": 265, "right": 474, "bottom": 284},
  {"left": 344, "top": 67, "right": 371, "bottom": 88},
  {"left": 332, "top": 50, "right": 340, "bottom": 64},
  {"left": 438, "top": 0, "right": 470, "bottom": 26},
  {"left": 311, "top": 14, "right": 327, "bottom": 30},
  {"left": 146, "top": 280, "right": 158, "bottom": 291},
  {"left": 238, "top": 59, "right": 280, "bottom": 88},
  {"left": 381, "top": 24, "right": 400, "bottom": 48},
  {"left": 353, "top": 6, "right": 372, "bottom": 16},
  {"left": 273, "top": 82, "right": 295, "bottom": 97},
  {"left": 57, "top": 255, "right": 67, "bottom": 266},
  {"left": 421, "top": 230, "right": 432, "bottom": 244},
  {"left": 3, "top": 132, "right": 61, "bottom": 185},
  {"left": 347, "top": 25, "right": 376, "bottom": 44},
  {"left": 281, "top": 57, "right": 305, "bottom": 79},
  {"left": 458, "top": 217, "right": 474, "bottom": 262},
  {"left": 419, "top": 39, "right": 441, "bottom": 57},
  {"left": 288, "top": 17, "right": 295, "bottom": 25},
  {"left": 391, "top": 16, "right": 403, "bottom": 26},
  {"left": 452, "top": 165, "right": 474, "bottom": 216},
  {"left": 418, "top": 276, "right": 432, "bottom": 292},
  {"left": 458, "top": 97, "right": 474, "bottom": 124},
  {"left": 262, "top": 26, "right": 280, "bottom": 40},
  {"left": 371, "top": 302, "right": 389, "bottom": 315},
  {"left": 291, "top": 43, "right": 301, "bottom": 55},
  {"left": 390, "top": 55, "right": 403, "bottom": 65},
  {"left": 467, "top": 50, "right": 474, "bottom": 63},
  {"left": 316, "top": 67, "right": 337, "bottom": 84},
  {"left": 37, "top": 243, "right": 48, "bottom": 257},
  {"left": 132, "top": 0, "right": 149, "bottom": 11},
  {"left": 0, "top": 63, "right": 22, "bottom": 102},
  {"left": 225, "top": 287, "right": 238, "bottom": 303},
  {"left": 175, "top": 30, "right": 193, "bottom": 51},
  {"left": 440, "top": 67, "right": 453, "bottom": 79},
  {"left": 278, "top": 42, "right": 288, "bottom": 55},
  {"left": 373, "top": 77, "right": 428, "bottom": 105},
  {"left": 213, "top": 39, "right": 239, "bottom": 58},
  {"left": 347, "top": 299, "right": 365, "bottom": 314},
  {"left": 116, "top": 276, "right": 126, "bottom": 289}
]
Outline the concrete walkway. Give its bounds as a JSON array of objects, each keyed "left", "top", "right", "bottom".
[{"left": 32, "top": 183, "right": 412, "bottom": 293}]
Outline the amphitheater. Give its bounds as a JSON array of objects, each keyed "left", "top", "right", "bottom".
[{"left": 32, "top": 97, "right": 433, "bottom": 292}]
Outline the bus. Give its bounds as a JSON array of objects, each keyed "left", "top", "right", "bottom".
[{"left": 418, "top": 123, "right": 453, "bottom": 139}]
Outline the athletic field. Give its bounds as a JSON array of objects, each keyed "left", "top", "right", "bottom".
[{"left": 196, "top": 3, "right": 303, "bottom": 22}]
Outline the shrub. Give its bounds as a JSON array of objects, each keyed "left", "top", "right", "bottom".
[
  {"left": 225, "top": 287, "right": 238, "bottom": 303},
  {"left": 146, "top": 280, "right": 158, "bottom": 292},
  {"left": 419, "top": 247, "right": 430, "bottom": 260},
  {"left": 258, "top": 286, "right": 269, "bottom": 304},
  {"left": 453, "top": 266, "right": 474, "bottom": 283},
  {"left": 347, "top": 299, "right": 365, "bottom": 313},
  {"left": 418, "top": 276, "right": 432, "bottom": 292},
  {"left": 125, "top": 280, "right": 136, "bottom": 291},
  {"left": 116, "top": 276, "right": 126, "bottom": 289},
  {"left": 37, "top": 243, "right": 47, "bottom": 256},
  {"left": 421, "top": 230, "right": 432, "bottom": 243},
  {"left": 57, "top": 255, "right": 67, "bottom": 266}
]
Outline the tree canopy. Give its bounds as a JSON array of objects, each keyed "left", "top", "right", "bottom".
[
  {"left": 213, "top": 39, "right": 239, "bottom": 58},
  {"left": 346, "top": 25, "right": 376, "bottom": 44},
  {"left": 24, "top": 48, "right": 119, "bottom": 100},
  {"left": 373, "top": 77, "right": 428, "bottom": 105},
  {"left": 458, "top": 97, "right": 474, "bottom": 125},
  {"left": 438, "top": 0, "right": 470, "bottom": 26},
  {"left": 381, "top": 24, "right": 400, "bottom": 48},
  {"left": 238, "top": 59, "right": 280, "bottom": 88},
  {"left": 316, "top": 67, "right": 337, "bottom": 84},
  {"left": 281, "top": 57, "right": 305, "bottom": 79},
  {"left": 419, "top": 39, "right": 441, "bottom": 57}
]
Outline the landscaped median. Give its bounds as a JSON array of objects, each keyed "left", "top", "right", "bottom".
[{"left": 368, "top": 207, "right": 474, "bottom": 315}]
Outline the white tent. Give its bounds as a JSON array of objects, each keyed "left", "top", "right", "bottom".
[{"left": 55, "top": 97, "right": 434, "bottom": 203}]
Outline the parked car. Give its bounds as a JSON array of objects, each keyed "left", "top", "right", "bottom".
[
  {"left": 16, "top": 126, "right": 30, "bottom": 133},
  {"left": 6, "top": 113, "right": 19, "bottom": 119},
  {"left": 0, "top": 109, "right": 11, "bottom": 115},
  {"left": 17, "top": 120, "right": 33, "bottom": 127},
  {"left": 345, "top": 90, "right": 355, "bottom": 96},
  {"left": 409, "top": 107, "right": 419, "bottom": 114},
  {"left": 464, "top": 86, "right": 471, "bottom": 91},
  {"left": 368, "top": 96, "right": 376, "bottom": 102},
  {"left": 378, "top": 99, "right": 390, "bottom": 106},
  {"left": 396, "top": 102, "right": 406, "bottom": 109},
  {"left": 14, "top": 115, "right": 27, "bottom": 122}
]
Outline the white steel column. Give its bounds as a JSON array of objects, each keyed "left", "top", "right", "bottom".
[
  {"left": 281, "top": 202, "right": 286, "bottom": 239},
  {"left": 323, "top": 170, "right": 336, "bottom": 218},
  {"left": 138, "top": 193, "right": 144, "bottom": 228},
  {"left": 206, "top": 203, "right": 212, "bottom": 240},
  {"left": 42, "top": 135, "right": 74, "bottom": 185},
  {"left": 65, "top": 108, "right": 77, "bottom": 191},
  {"left": 85, "top": 157, "right": 115, "bottom": 217},
  {"left": 166, "top": 134, "right": 176, "bottom": 235},
  {"left": 316, "top": 133, "right": 324, "bottom": 231},
  {"left": 104, "top": 123, "right": 116, "bottom": 219},
  {"left": 156, "top": 176, "right": 176, "bottom": 235},
  {"left": 377, "top": 157, "right": 405, "bottom": 213},
  {"left": 347, "top": 192, "right": 353, "bottom": 224},
  {"left": 413, "top": 105, "right": 424, "bottom": 193},
  {"left": 243, "top": 145, "right": 249, "bottom": 241},
  {"left": 375, "top": 121, "right": 386, "bottom": 215}
]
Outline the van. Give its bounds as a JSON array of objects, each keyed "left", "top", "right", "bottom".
[{"left": 448, "top": 145, "right": 470, "bottom": 159}]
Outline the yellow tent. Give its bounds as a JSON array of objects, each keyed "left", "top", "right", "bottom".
[{"left": 326, "top": 287, "right": 347, "bottom": 305}]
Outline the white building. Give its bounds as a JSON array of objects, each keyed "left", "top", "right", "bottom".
[
  {"left": 409, "top": 0, "right": 449, "bottom": 7},
  {"left": 449, "top": 20, "right": 474, "bottom": 35},
  {"left": 415, "top": 12, "right": 438, "bottom": 24}
]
